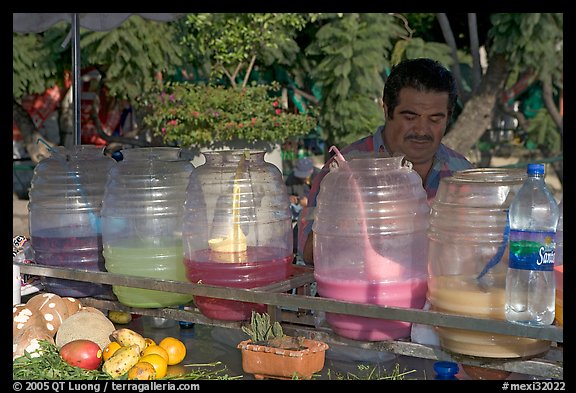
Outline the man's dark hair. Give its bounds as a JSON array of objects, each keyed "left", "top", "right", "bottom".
[{"left": 383, "top": 58, "right": 458, "bottom": 120}]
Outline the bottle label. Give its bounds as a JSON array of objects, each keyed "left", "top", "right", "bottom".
[{"left": 509, "top": 229, "right": 555, "bottom": 271}]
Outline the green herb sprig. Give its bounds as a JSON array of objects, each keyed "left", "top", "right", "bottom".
[{"left": 324, "top": 363, "right": 418, "bottom": 380}]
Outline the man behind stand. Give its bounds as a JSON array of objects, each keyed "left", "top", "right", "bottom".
[
  {"left": 298, "top": 58, "right": 475, "bottom": 266},
  {"left": 285, "top": 157, "right": 319, "bottom": 254}
]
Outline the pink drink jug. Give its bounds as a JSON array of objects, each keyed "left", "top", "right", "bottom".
[
  {"left": 313, "top": 150, "right": 429, "bottom": 340},
  {"left": 182, "top": 150, "right": 293, "bottom": 321}
]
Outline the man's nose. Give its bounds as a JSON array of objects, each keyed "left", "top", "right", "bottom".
[{"left": 413, "top": 117, "right": 433, "bottom": 134}]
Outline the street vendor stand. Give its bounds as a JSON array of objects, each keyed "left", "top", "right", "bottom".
[{"left": 16, "top": 262, "right": 563, "bottom": 380}]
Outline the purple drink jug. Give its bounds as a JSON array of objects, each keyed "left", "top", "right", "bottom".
[{"left": 28, "top": 145, "right": 116, "bottom": 298}]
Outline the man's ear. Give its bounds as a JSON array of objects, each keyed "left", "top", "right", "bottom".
[{"left": 382, "top": 102, "right": 389, "bottom": 119}]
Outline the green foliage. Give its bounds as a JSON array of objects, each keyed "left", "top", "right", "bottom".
[
  {"left": 143, "top": 82, "right": 317, "bottom": 148},
  {"left": 489, "top": 13, "right": 563, "bottom": 86},
  {"left": 402, "top": 38, "right": 457, "bottom": 66},
  {"left": 525, "top": 108, "right": 562, "bottom": 153},
  {"left": 13, "top": 16, "right": 182, "bottom": 105},
  {"left": 81, "top": 16, "right": 183, "bottom": 102},
  {"left": 180, "top": 13, "right": 311, "bottom": 86},
  {"left": 241, "top": 312, "right": 285, "bottom": 342},
  {"left": 305, "top": 13, "right": 406, "bottom": 146},
  {"left": 402, "top": 13, "right": 438, "bottom": 42},
  {"left": 13, "top": 33, "right": 60, "bottom": 98}
]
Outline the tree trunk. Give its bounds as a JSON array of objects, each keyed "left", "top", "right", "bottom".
[
  {"left": 436, "top": 13, "right": 468, "bottom": 103},
  {"left": 443, "top": 53, "right": 509, "bottom": 156},
  {"left": 540, "top": 76, "right": 563, "bottom": 135},
  {"left": 467, "top": 13, "right": 482, "bottom": 92}
]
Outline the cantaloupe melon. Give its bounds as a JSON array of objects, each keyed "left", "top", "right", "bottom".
[{"left": 55, "top": 309, "right": 116, "bottom": 350}]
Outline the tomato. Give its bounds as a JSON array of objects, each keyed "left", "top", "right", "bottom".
[{"left": 60, "top": 339, "right": 103, "bottom": 370}]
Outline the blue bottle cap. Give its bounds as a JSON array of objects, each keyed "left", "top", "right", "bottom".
[
  {"left": 434, "top": 361, "right": 459, "bottom": 378},
  {"left": 527, "top": 163, "right": 544, "bottom": 175}
]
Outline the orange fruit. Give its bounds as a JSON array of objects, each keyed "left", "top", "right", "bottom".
[
  {"left": 128, "top": 361, "right": 157, "bottom": 380},
  {"left": 102, "top": 341, "right": 122, "bottom": 361},
  {"left": 144, "top": 337, "right": 156, "bottom": 348},
  {"left": 141, "top": 344, "right": 169, "bottom": 364},
  {"left": 139, "top": 353, "right": 168, "bottom": 379},
  {"left": 159, "top": 337, "right": 186, "bottom": 366}
]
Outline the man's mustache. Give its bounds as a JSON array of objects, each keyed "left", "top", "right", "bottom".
[{"left": 405, "top": 135, "right": 433, "bottom": 142}]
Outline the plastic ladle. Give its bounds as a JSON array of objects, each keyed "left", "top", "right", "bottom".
[
  {"left": 208, "top": 150, "right": 249, "bottom": 263},
  {"left": 329, "top": 146, "right": 405, "bottom": 280}
]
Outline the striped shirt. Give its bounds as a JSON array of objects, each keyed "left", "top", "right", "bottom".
[{"left": 297, "top": 125, "right": 474, "bottom": 257}]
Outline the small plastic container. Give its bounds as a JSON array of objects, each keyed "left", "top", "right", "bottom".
[
  {"left": 101, "top": 147, "right": 194, "bottom": 308},
  {"left": 433, "top": 361, "right": 459, "bottom": 380},
  {"left": 28, "top": 145, "right": 116, "bottom": 297},
  {"left": 182, "top": 150, "right": 293, "bottom": 321},
  {"left": 313, "top": 153, "right": 430, "bottom": 341}
]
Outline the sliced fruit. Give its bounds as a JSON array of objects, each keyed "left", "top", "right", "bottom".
[
  {"left": 144, "top": 337, "right": 156, "bottom": 348},
  {"left": 102, "top": 341, "right": 122, "bottom": 362}
]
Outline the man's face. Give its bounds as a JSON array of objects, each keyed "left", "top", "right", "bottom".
[{"left": 383, "top": 87, "right": 450, "bottom": 166}]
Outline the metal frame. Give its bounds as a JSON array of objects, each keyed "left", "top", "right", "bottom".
[{"left": 16, "top": 262, "right": 563, "bottom": 379}]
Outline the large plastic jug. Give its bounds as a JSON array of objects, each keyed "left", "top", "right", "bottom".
[
  {"left": 101, "top": 147, "right": 194, "bottom": 308},
  {"left": 427, "top": 168, "right": 550, "bottom": 358},
  {"left": 313, "top": 151, "right": 430, "bottom": 340},
  {"left": 554, "top": 197, "right": 563, "bottom": 326},
  {"left": 28, "top": 145, "right": 116, "bottom": 297},
  {"left": 182, "top": 150, "right": 293, "bottom": 321}
]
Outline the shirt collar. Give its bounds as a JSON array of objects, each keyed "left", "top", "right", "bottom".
[{"left": 373, "top": 125, "right": 390, "bottom": 156}]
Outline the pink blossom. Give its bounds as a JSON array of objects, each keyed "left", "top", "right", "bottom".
[
  {"left": 169, "top": 94, "right": 175, "bottom": 102},
  {"left": 192, "top": 111, "right": 200, "bottom": 117},
  {"left": 161, "top": 127, "right": 166, "bottom": 134},
  {"left": 272, "top": 101, "right": 279, "bottom": 107},
  {"left": 275, "top": 109, "right": 282, "bottom": 115},
  {"left": 251, "top": 117, "right": 257, "bottom": 125},
  {"left": 168, "top": 120, "right": 178, "bottom": 126}
]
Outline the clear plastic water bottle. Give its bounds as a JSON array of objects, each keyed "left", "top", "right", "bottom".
[{"left": 505, "top": 163, "right": 559, "bottom": 325}]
